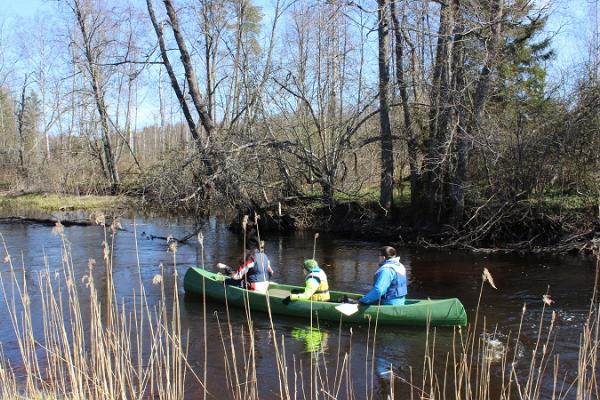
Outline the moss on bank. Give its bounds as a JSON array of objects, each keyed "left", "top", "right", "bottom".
[{"left": 0, "top": 193, "right": 130, "bottom": 212}]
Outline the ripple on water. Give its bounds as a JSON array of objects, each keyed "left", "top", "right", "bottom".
[{"left": 480, "top": 332, "right": 525, "bottom": 364}]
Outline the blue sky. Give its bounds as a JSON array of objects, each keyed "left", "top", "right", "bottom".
[
  {"left": 3, "top": 0, "right": 53, "bottom": 18},
  {"left": 3, "top": 0, "right": 594, "bottom": 78},
  {"left": 1, "top": 0, "right": 593, "bottom": 131}
]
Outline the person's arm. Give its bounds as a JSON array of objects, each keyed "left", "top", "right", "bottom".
[
  {"left": 230, "top": 258, "right": 255, "bottom": 280},
  {"left": 267, "top": 260, "right": 274, "bottom": 279},
  {"left": 289, "top": 277, "right": 320, "bottom": 301},
  {"left": 359, "top": 269, "right": 392, "bottom": 304}
]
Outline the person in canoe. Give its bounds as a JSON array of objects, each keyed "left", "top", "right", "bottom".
[
  {"left": 217, "top": 238, "right": 274, "bottom": 294},
  {"left": 359, "top": 246, "right": 407, "bottom": 306},
  {"left": 282, "top": 259, "right": 330, "bottom": 305}
]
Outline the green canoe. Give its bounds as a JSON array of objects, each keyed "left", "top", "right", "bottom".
[{"left": 183, "top": 267, "right": 467, "bottom": 327}]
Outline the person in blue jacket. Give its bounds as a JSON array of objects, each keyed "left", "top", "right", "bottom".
[{"left": 359, "top": 246, "right": 407, "bottom": 306}]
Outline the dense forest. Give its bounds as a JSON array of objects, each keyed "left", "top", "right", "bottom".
[{"left": 0, "top": 0, "right": 598, "bottom": 251}]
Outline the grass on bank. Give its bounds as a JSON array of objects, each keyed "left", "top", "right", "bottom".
[
  {"left": 0, "top": 217, "right": 599, "bottom": 399},
  {"left": 0, "top": 193, "right": 129, "bottom": 212},
  {"left": 306, "top": 182, "right": 597, "bottom": 212}
]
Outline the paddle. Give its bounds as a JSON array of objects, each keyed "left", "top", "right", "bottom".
[
  {"left": 335, "top": 303, "right": 359, "bottom": 316},
  {"left": 311, "top": 231, "right": 362, "bottom": 316}
]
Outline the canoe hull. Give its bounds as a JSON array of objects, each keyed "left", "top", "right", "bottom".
[{"left": 183, "top": 267, "right": 467, "bottom": 327}]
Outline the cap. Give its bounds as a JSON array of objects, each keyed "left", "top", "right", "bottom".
[{"left": 303, "top": 259, "right": 318, "bottom": 270}]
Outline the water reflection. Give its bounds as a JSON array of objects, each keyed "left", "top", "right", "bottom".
[{"left": 291, "top": 327, "right": 329, "bottom": 354}]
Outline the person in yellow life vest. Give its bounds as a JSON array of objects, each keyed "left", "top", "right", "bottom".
[{"left": 282, "top": 259, "right": 330, "bottom": 305}]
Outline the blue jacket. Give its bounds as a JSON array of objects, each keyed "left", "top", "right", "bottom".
[{"left": 359, "top": 257, "right": 407, "bottom": 305}]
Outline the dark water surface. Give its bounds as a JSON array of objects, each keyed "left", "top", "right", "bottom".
[{"left": 0, "top": 214, "right": 596, "bottom": 399}]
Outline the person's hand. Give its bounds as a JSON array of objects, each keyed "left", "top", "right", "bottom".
[
  {"left": 282, "top": 296, "right": 292, "bottom": 305},
  {"left": 216, "top": 263, "right": 232, "bottom": 274}
]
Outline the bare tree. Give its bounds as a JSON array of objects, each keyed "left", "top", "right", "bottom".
[
  {"left": 378, "top": 0, "right": 394, "bottom": 210},
  {"left": 67, "top": 0, "right": 120, "bottom": 193},
  {"left": 390, "top": 0, "right": 419, "bottom": 206},
  {"left": 16, "top": 75, "right": 30, "bottom": 176},
  {"left": 267, "top": 1, "right": 383, "bottom": 207}
]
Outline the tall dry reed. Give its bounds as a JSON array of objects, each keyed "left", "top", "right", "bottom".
[{"left": 0, "top": 219, "right": 201, "bottom": 399}]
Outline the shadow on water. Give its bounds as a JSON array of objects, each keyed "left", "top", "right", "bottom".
[{"left": 0, "top": 212, "right": 597, "bottom": 398}]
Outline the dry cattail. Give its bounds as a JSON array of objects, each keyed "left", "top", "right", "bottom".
[
  {"left": 111, "top": 218, "right": 122, "bottom": 234},
  {"left": 95, "top": 213, "right": 106, "bottom": 226},
  {"left": 315, "top": 233, "right": 320, "bottom": 239},
  {"left": 3, "top": 255, "right": 10, "bottom": 264},
  {"left": 102, "top": 241, "right": 110, "bottom": 261},
  {"left": 52, "top": 221, "right": 64, "bottom": 236},
  {"left": 152, "top": 274, "right": 163, "bottom": 285},
  {"left": 242, "top": 215, "right": 249, "bottom": 232},
  {"left": 197, "top": 231, "right": 204, "bottom": 246},
  {"left": 88, "top": 258, "right": 96, "bottom": 270},
  {"left": 543, "top": 294, "right": 554, "bottom": 306},
  {"left": 482, "top": 268, "right": 497, "bottom": 289}
]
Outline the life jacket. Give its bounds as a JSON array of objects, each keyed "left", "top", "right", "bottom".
[
  {"left": 306, "top": 267, "right": 330, "bottom": 301},
  {"left": 377, "top": 257, "right": 407, "bottom": 302},
  {"left": 245, "top": 250, "right": 270, "bottom": 283}
]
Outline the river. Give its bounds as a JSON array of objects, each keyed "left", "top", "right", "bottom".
[{"left": 0, "top": 213, "right": 596, "bottom": 399}]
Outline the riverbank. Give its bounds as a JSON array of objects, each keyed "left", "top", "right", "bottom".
[
  {"left": 0, "top": 192, "right": 133, "bottom": 213},
  {"left": 280, "top": 198, "right": 600, "bottom": 256},
  {"left": 1, "top": 191, "right": 598, "bottom": 256}
]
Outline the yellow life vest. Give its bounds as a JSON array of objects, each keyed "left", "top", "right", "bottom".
[{"left": 306, "top": 269, "right": 330, "bottom": 301}]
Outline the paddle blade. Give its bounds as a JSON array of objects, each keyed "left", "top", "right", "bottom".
[{"left": 335, "top": 303, "right": 359, "bottom": 316}]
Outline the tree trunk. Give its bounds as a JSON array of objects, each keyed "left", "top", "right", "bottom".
[
  {"left": 146, "top": 0, "right": 201, "bottom": 146},
  {"left": 390, "top": 0, "right": 418, "bottom": 206},
  {"left": 378, "top": 0, "right": 394, "bottom": 210},
  {"left": 423, "top": 0, "right": 455, "bottom": 220},
  {"left": 16, "top": 76, "right": 28, "bottom": 178},
  {"left": 162, "top": 0, "right": 215, "bottom": 140},
  {"left": 452, "top": 0, "right": 504, "bottom": 223}
]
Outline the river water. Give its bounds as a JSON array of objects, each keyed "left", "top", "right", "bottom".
[{"left": 0, "top": 213, "right": 597, "bottom": 399}]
